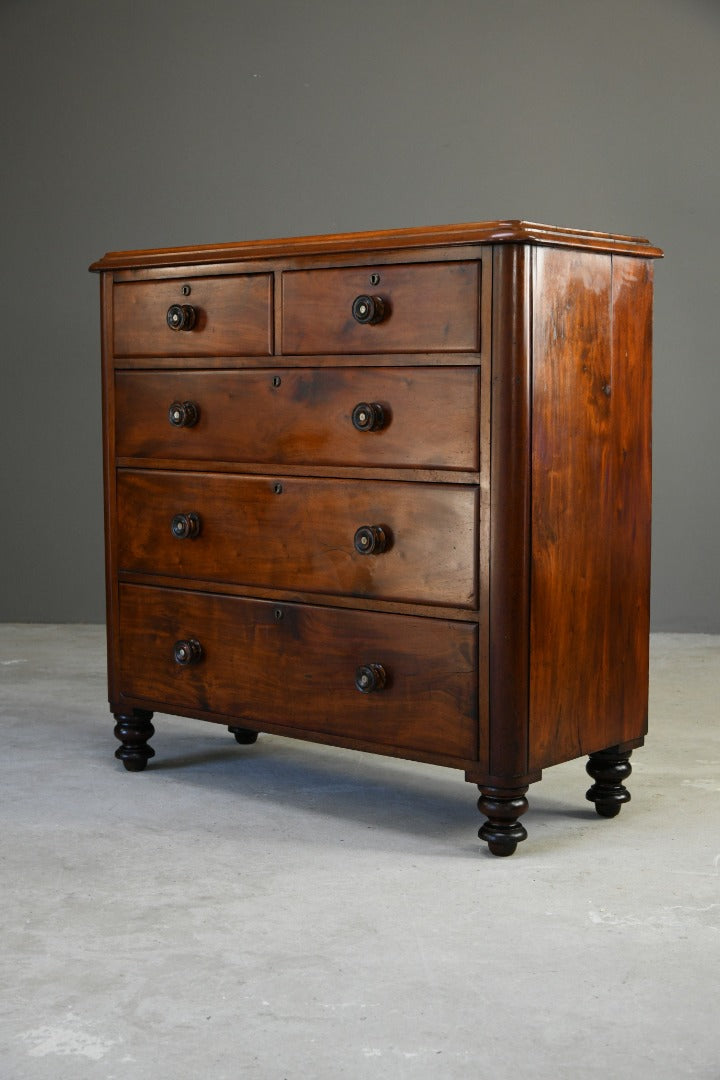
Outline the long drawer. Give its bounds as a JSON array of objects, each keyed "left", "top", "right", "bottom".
[
  {"left": 117, "top": 585, "right": 478, "bottom": 759},
  {"left": 117, "top": 469, "right": 477, "bottom": 607},
  {"left": 114, "top": 367, "right": 480, "bottom": 470},
  {"left": 113, "top": 274, "right": 273, "bottom": 357},
  {"left": 281, "top": 261, "right": 480, "bottom": 354}
]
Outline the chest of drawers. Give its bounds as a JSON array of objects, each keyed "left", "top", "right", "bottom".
[{"left": 91, "top": 220, "right": 662, "bottom": 856}]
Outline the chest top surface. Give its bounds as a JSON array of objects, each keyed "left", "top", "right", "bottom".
[{"left": 90, "top": 219, "right": 663, "bottom": 272}]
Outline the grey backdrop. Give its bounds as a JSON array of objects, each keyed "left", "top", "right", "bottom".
[{"left": 1, "top": 0, "right": 718, "bottom": 630}]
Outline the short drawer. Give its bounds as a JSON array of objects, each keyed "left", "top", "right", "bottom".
[
  {"left": 115, "top": 367, "right": 479, "bottom": 470},
  {"left": 113, "top": 275, "right": 272, "bottom": 357},
  {"left": 281, "top": 261, "right": 480, "bottom": 354},
  {"left": 117, "top": 470, "right": 478, "bottom": 607},
  {"left": 117, "top": 585, "right": 478, "bottom": 759}
]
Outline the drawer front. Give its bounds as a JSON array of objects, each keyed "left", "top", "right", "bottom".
[
  {"left": 113, "top": 275, "right": 272, "bottom": 357},
  {"left": 281, "top": 262, "right": 480, "bottom": 354},
  {"left": 117, "top": 470, "right": 478, "bottom": 607},
  {"left": 117, "top": 585, "right": 478, "bottom": 759},
  {"left": 115, "top": 367, "right": 479, "bottom": 470}
]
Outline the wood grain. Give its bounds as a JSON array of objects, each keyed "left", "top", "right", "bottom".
[
  {"left": 115, "top": 367, "right": 480, "bottom": 470},
  {"left": 281, "top": 261, "right": 479, "bottom": 354},
  {"left": 118, "top": 584, "right": 478, "bottom": 759},
  {"left": 529, "top": 248, "right": 652, "bottom": 769},
  {"left": 93, "top": 218, "right": 661, "bottom": 853},
  {"left": 608, "top": 255, "right": 653, "bottom": 744},
  {"left": 117, "top": 469, "right": 478, "bottom": 607},
  {"left": 113, "top": 274, "right": 272, "bottom": 357},
  {"left": 487, "top": 244, "right": 533, "bottom": 781},
  {"left": 90, "top": 219, "right": 663, "bottom": 272}
]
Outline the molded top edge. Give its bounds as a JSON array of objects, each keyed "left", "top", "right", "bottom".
[{"left": 89, "top": 219, "right": 663, "bottom": 271}]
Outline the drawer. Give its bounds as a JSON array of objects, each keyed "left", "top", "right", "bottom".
[
  {"left": 281, "top": 262, "right": 480, "bottom": 354},
  {"left": 117, "top": 470, "right": 478, "bottom": 607},
  {"left": 115, "top": 367, "right": 479, "bottom": 470},
  {"left": 117, "top": 585, "right": 478, "bottom": 759},
  {"left": 113, "top": 275, "right": 272, "bottom": 357}
]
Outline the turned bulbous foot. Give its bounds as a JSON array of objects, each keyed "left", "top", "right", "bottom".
[
  {"left": 228, "top": 726, "right": 259, "bottom": 745},
  {"left": 586, "top": 747, "right": 632, "bottom": 818},
  {"left": 113, "top": 709, "right": 155, "bottom": 771},
  {"left": 477, "top": 786, "right": 529, "bottom": 856}
]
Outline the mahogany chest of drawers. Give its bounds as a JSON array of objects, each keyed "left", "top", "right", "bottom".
[{"left": 91, "top": 220, "right": 662, "bottom": 855}]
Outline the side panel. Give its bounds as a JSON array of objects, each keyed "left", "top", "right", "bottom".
[
  {"left": 100, "top": 271, "right": 121, "bottom": 705},
  {"left": 608, "top": 256, "right": 653, "bottom": 741},
  {"left": 529, "top": 249, "right": 652, "bottom": 769}
]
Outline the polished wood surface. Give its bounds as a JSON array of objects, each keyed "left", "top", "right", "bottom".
[
  {"left": 94, "top": 218, "right": 661, "bottom": 855},
  {"left": 115, "top": 367, "right": 480, "bottom": 470},
  {"left": 90, "top": 219, "right": 663, "bottom": 272},
  {"left": 487, "top": 243, "right": 533, "bottom": 783},
  {"left": 117, "top": 469, "right": 478, "bottom": 606},
  {"left": 529, "top": 248, "right": 653, "bottom": 770},
  {"left": 608, "top": 257, "right": 653, "bottom": 745},
  {"left": 117, "top": 584, "right": 478, "bottom": 759},
  {"left": 281, "top": 261, "right": 479, "bottom": 354},
  {"left": 113, "top": 274, "right": 272, "bottom": 356}
]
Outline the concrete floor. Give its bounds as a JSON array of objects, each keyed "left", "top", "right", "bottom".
[{"left": 1, "top": 626, "right": 718, "bottom": 1080}]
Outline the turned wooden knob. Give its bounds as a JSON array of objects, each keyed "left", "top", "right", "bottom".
[
  {"left": 166, "top": 303, "right": 196, "bottom": 331},
  {"left": 170, "top": 512, "right": 201, "bottom": 539},
  {"left": 354, "top": 525, "right": 389, "bottom": 555},
  {"left": 173, "top": 639, "right": 203, "bottom": 666},
  {"left": 168, "top": 401, "right": 199, "bottom": 427},
  {"left": 351, "top": 294, "right": 386, "bottom": 325},
  {"left": 351, "top": 402, "right": 385, "bottom": 431},
  {"left": 355, "top": 663, "right": 387, "bottom": 694}
]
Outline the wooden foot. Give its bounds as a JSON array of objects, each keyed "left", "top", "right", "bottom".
[
  {"left": 228, "top": 726, "right": 259, "bottom": 745},
  {"left": 113, "top": 709, "right": 155, "bottom": 772},
  {"left": 477, "top": 785, "right": 529, "bottom": 856},
  {"left": 586, "top": 747, "right": 632, "bottom": 818}
]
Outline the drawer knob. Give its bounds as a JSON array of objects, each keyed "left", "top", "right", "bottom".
[
  {"left": 168, "top": 401, "right": 199, "bottom": 428},
  {"left": 351, "top": 402, "right": 385, "bottom": 431},
  {"left": 166, "top": 303, "right": 197, "bottom": 332},
  {"left": 173, "top": 639, "right": 203, "bottom": 666},
  {"left": 351, "top": 294, "right": 386, "bottom": 325},
  {"left": 171, "top": 512, "right": 201, "bottom": 539},
  {"left": 355, "top": 663, "right": 387, "bottom": 694},
  {"left": 354, "top": 525, "right": 389, "bottom": 555}
]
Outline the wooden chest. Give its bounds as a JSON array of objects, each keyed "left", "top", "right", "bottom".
[{"left": 91, "top": 220, "right": 662, "bottom": 855}]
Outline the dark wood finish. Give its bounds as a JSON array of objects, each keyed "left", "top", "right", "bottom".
[
  {"left": 115, "top": 366, "right": 480, "bottom": 470},
  {"left": 117, "top": 585, "right": 478, "bottom": 760},
  {"left": 113, "top": 274, "right": 272, "bottom": 357},
  {"left": 609, "top": 258, "right": 653, "bottom": 746},
  {"left": 113, "top": 709, "right": 155, "bottom": 771},
  {"left": 282, "top": 261, "right": 479, "bottom": 354},
  {"left": 92, "top": 219, "right": 661, "bottom": 856},
  {"left": 529, "top": 248, "right": 653, "bottom": 770},
  {"left": 477, "top": 785, "right": 530, "bottom": 857},
  {"left": 228, "top": 726, "right": 259, "bottom": 745},
  {"left": 116, "top": 469, "right": 477, "bottom": 606},
  {"left": 487, "top": 244, "right": 533, "bottom": 782},
  {"left": 90, "top": 219, "right": 662, "bottom": 273},
  {"left": 100, "top": 273, "right": 122, "bottom": 706},
  {"left": 585, "top": 747, "right": 633, "bottom": 817}
]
